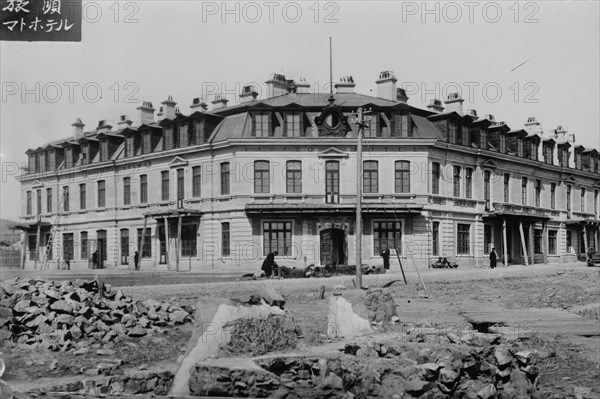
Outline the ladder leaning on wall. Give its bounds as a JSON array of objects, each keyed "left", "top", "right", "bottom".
[{"left": 40, "top": 188, "right": 69, "bottom": 270}]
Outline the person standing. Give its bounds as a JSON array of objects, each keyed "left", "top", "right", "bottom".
[
  {"left": 489, "top": 247, "right": 498, "bottom": 269},
  {"left": 134, "top": 251, "right": 140, "bottom": 271},
  {"left": 380, "top": 247, "right": 391, "bottom": 270}
]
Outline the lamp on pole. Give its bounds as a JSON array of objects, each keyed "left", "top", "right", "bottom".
[{"left": 352, "top": 107, "right": 371, "bottom": 289}]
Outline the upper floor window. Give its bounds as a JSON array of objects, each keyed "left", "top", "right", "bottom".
[
  {"left": 393, "top": 113, "right": 412, "bottom": 138},
  {"left": 499, "top": 134, "right": 506, "bottom": 153},
  {"left": 550, "top": 183, "right": 556, "bottom": 209},
  {"left": 254, "top": 161, "right": 270, "bottom": 194},
  {"left": 535, "top": 180, "right": 541, "bottom": 207},
  {"left": 448, "top": 121, "right": 457, "bottom": 144},
  {"left": 46, "top": 188, "right": 52, "bottom": 213},
  {"left": 100, "top": 140, "right": 108, "bottom": 161},
  {"left": 431, "top": 162, "right": 440, "bottom": 195},
  {"left": 567, "top": 185, "right": 572, "bottom": 212},
  {"left": 465, "top": 168, "right": 473, "bottom": 199},
  {"left": 253, "top": 113, "right": 272, "bottom": 137},
  {"left": 221, "top": 162, "right": 230, "bottom": 195},
  {"left": 285, "top": 113, "right": 302, "bottom": 137},
  {"left": 594, "top": 189, "right": 599, "bottom": 215},
  {"left": 26, "top": 191, "right": 32, "bottom": 215},
  {"left": 286, "top": 161, "right": 302, "bottom": 193},
  {"left": 530, "top": 142, "right": 538, "bottom": 161},
  {"left": 97, "top": 181, "right": 105, "bottom": 208},
  {"left": 503, "top": 174, "right": 510, "bottom": 203},
  {"left": 395, "top": 161, "right": 410, "bottom": 193},
  {"left": 177, "top": 169, "right": 185, "bottom": 200},
  {"left": 325, "top": 161, "right": 339, "bottom": 204},
  {"left": 461, "top": 124, "right": 470, "bottom": 146},
  {"left": 576, "top": 152, "right": 582, "bottom": 169},
  {"left": 453, "top": 166, "right": 461, "bottom": 197},
  {"left": 192, "top": 166, "right": 201, "bottom": 197},
  {"left": 161, "top": 171, "right": 170, "bottom": 201},
  {"left": 363, "top": 161, "right": 379, "bottom": 194},
  {"left": 123, "top": 177, "right": 131, "bottom": 205},
  {"left": 544, "top": 145, "right": 553, "bottom": 165},
  {"left": 581, "top": 188, "right": 586, "bottom": 212},
  {"left": 36, "top": 189, "right": 42, "bottom": 215},
  {"left": 484, "top": 170, "right": 491, "bottom": 202},
  {"left": 142, "top": 133, "right": 151, "bottom": 154},
  {"left": 63, "top": 186, "right": 70, "bottom": 211},
  {"left": 517, "top": 138, "right": 524, "bottom": 157},
  {"left": 140, "top": 174, "right": 148, "bottom": 203},
  {"left": 521, "top": 177, "right": 528, "bottom": 205},
  {"left": 80, "top": 183, "right": 86, "bottom": 210},
  {"left": 480, "top": 130, "right": 488, "bottom": 149}
]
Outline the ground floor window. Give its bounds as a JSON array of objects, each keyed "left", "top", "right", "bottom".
[
  {"left": 374, "top": 221, "right": 402, "bottom": 255},
  {"left": 534, "top": 229, "right": 543, "bottom": 254},
  {"left": 580, "top": 231, "right": 586, "bottom": 254},
  {"left": 566, "top": 230, "right": 573, "bottom": 254},
  {"left": 181, "top": 224, "right": 198, "bottom": 257},
  {"left": 120, "top": 229, "right": 129, "bottom": 265},
  {"left": 221, "top": 222, "right": 230, "bottom": 257},
  {"left": 457, "top": 224, "right": 470, "bottom": 255},
  {"left": 548, "top": 230, "right": 557, "bottom": 255},
  {"left": 63, "top": 233, "right": 74, "bottom": 260},
  {"left": 137, "top": 228, "right": 152, "bottom": 258},
  {"left": 81, "top": 232, "right": 88, "bottom": 260},
  {"left": 432, "top": 221, "right": 439, "bottom": 256},
  {"left": 483, "top": 224, "right": 493, "bottom": 254},
  {"left": 263, "top": 221, "right": 292, "bottom": 256},
  {"left": 97, "top": 230, "right": 107, "bottom": 261}
]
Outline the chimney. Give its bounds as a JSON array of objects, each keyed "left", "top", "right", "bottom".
[
  {"left": 396, "top": 88, "right": 409, "bottom": 104},
  {"left": 71, "top": 118, "right": 85, "bottom": 140},
  {"left": 265, "top": 73, "right": 288, "bottom": 98},
  {"left": 161, "top": 95, "right": 177, "bottom": 120},
  {"left": 239, "top": 85, "right": 259, "bottom": 103},
  {"left": 296, "top": 78, "right": 310, "bottom": 94},
  {"left": 136, "top": 101, "right": 155, "bottom": 125},
  {"left": 427, "top": 99, "right": 444, "bottom": 113},
  {"left": 211, "top": 94, "right": 229, "bottom": 110},
  {"left": 553, "top": 125, "right": 567, "bottom": 142},
  {"left": 524, "top": 116, "right": 542, "bottom": 135},
  {"left": 334, "top": 76, "right": 355, "bottom": 94},
  {"left": 117, "top": 114, "right": 133, "bottom": 129},
  {"left": 375, "top": 71, "right": 397, "bottom": 101},
  {"left": 190, "top": 97, "right": 208, "bottom": 112},
  {"left": 96, "top": 120, "right": 112, "bottom": 134},
  {"left": 444, "top": 93, "right": 464, "bottom": 116},
  {"left": 466, "top": 109, "right": 478, "bottom": 120}
]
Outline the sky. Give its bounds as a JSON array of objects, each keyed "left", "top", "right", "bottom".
[{"left": 1, "top": 0, "right": 599, "bottom": 221}]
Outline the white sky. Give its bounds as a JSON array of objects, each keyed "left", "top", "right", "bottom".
[{"left": 1, "top": 0, "right": 599, "bottom": 220}]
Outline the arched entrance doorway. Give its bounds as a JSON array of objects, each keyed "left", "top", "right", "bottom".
[{"left": 319, "top": 228, "right": 346, "bottom": 266}]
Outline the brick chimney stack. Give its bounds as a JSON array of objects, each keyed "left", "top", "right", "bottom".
[
  {"left": 211, "top": 94, "right": 229, "bottom": 110},
  {"left": 71, "top": 118, "right": 85, "bottom": 140},
  {"left": 136, "top": 101, "right": 155, "bottom": 125},
  {"left": 335, "top": 76, "right": 355, "bottom": 94},
  {"left": 444, "top": 93, "right": 464, "bottom": 116},
  {"left": 375, "top": 71, "right": 397, "bottom": 101},
  {"left": 427, "top": 99, "right": 444, "bottom": 113},
  {"left": 190, "top": 97, "right": 208, "bottom": 112}
]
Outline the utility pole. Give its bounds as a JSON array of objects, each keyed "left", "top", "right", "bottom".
[{"left": 353, "top": 107, "right": 371, "bottom": 289}]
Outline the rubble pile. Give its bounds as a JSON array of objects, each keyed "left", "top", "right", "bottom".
[
  {"left": 0, "top": 277, "right": 193, "bottom": 351},
  {"left": 189, "top": 338, "right": 542, "bottom": 398}
]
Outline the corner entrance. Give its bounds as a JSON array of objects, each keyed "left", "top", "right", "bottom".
[{"left": 320, "top": 228, "right": 346, "bottom": 266}]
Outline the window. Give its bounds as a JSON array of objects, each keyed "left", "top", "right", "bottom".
[
  {"left": 46, "top": 188, "right": 52, "bottom": 213},
  {"left": 100, "top": 140, "right": 108, "bottom": 161},
  {"left": 517, "top": 138, "right": 524, "bottom": 157},
  {"left": 97, "top": 180, "right": 105, "bottom": 208},
  {"left": 285, "top": 112, "right": 302, "bottom": 137},
  {"left": 550, "top": 183, "right": 556, "bottom": 209},
  {"left": 142, "top": 133, "right": 151, "bottom": 154},
  {"left": 534, "top": 229, "right": 543, "bottom": 254},
  {"left": 544, "top": 145, "right": 553, "bottom": 165},
  {"left": 97, "top": 230, "right": 107, "bottom": 261},
  {"left": 560, "top": 148, "right": 568, "bottom": 167},
  {"left": 325, "top": 161, "right": 339, "bottom": 203},
  {"left": 63, "top": 186, "right": 70, "bottom": 212},
  {"left": 140, "top": 175, "right": 148, "bottom": 203},
  {"left": 431, "top": 162, "right": 440, "bottom": 195},
  {"left": 461, "top": 124, "right": 470, "bottom": 146},
  {"left": 393, "top": 114, "right": 412, "bottom": 138},
  {"left": 548, "top": 230, "right": 557, "bottom": 255},
  {"left": 484, "top": 171, "right": 491, "bottom": 202},
  {"left": 503, "top": 174, "right": 510, "bottom": 203},
  {"left": 177, "top": 169, "right": 185, "bottom": 200},
  {"left": 480, "top": 130, "right": 488, "bottom": 149},
  {"left": 254, "top": 161, "right": 270, "bottom": 194},
  {"left": 453, "top": 166, "right": 461, "bottom": 197},
  {"left": 181, "top": 224, "right": 198, "bottom": 257},
  {"left": 484, "top": 224, "right": 492, "bottom": 254},
  {"left": 36, "top": 189, "right": 42, "bottom": 215},
  {"left": 530, "top": 141, "right": 538, "bottom": 161},
  {"left": 432, "top": 221, "right": 439, "bottom": 256},
  {"left": 465, "top": 168, "right": 473, "bottom": 199},
  {"left": 363, "top": 161, "right": 379, "bottom": 194},
  {"left": 395, "top": 161, "right": 410, "bottom": 193},
  {"left": 253, "top": 112, "right": 271, "bottom": 137},
  {"left": 521, "top": 177, "right": 528, "bottom": 205},
  {"left": 263, "top": 221, "right": 292, "bottom": 256},
  {"left": 26, "top": 191, "right": 32, "bottom": 215},
  {"left": 63, "top": 233, "right": 74, "bottom": 261},
  {"left": 286, "top": 161, "right": 302, "bottom": 193},
  {"left": 457, "top": 224, "right": 470, "bottom": 255},
  {"left": 499, "top": 134, "right": 506, "bottom": 153},
  {"left": 123, "top": 177, "right": 131, "bottom": 205},
  {"left": 581, "top": 188, "right": 586, "bottom": 212},
  {"left": 192, "top": 166, "right": 201, "bottom": 197},
  {"left": 535, "top": 180, "right": 541, "bottom": 207},
  {"left": 221, "top": 162, "right": 230, "bottom": 195},
  {"left": 448, "top": 121, "right": 457, "bottom": 144},
  {"left": 595, "top": 190, "right": 599, "bottom": 216},
  {"left": 567, "top": 185, "right": 572, "bottom": 212},
  {"left": 221, "top": 222, "right": 230, "bottom": 257},
  {"left": 80, "top": 232, "right": 88, "bottom": 260},
  {"left": 79, "top": 183, "right": 86, "bottom": 210},
  {"left": 161, "top": 171, "right": 170, "bottom": 201},
  {"left": 566, "top": 230, "right": 573, "bottom": 253},
  {"left": 120, "top": 229, "right": 129, "bottom": 264},
  {"left": 374, "top": 221, "right": 402, "bottom": 255},
  {"left": 137, "top": 228, "right": 152, "bottom": 258}
]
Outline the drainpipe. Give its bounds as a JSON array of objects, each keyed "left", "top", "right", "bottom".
[{"left": 113, "top": 160, "right": 119, "bottom": 268}]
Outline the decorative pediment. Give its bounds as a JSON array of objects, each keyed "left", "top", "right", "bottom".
[
  {"left": 317, "top": 147, "right": 349, "bottom": 159},
  {"left": 479, "top": 159, "right": 498, "bottom": 169},
  {"left": 169, "top": 156, "right": 188, "bottom": 168},
  {"left": 32, "top": 180, "right": 44, "bottom": 188},
  {"left": 594, "top": 180, "right": 600, "bottom": 188},
  {"left": 563, "top": 174, "right": 577, "bottom": 184}
]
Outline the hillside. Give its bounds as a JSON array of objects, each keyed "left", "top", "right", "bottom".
[{"left": 0, "top": 218, "right": 21, "bottom": 244}]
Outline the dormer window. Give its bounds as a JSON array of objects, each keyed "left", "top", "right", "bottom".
[
  {"left": 364, "top": 113, "right": 381, "bottom": 138},
  {"left": 517, "top": 138, "right": 524, "bottom": 157},
  {"left": 253, "top": 112, "right": 272, "bottom": 137},
  {"left": 100, "top": 140, "right": 109, "bottom": 161},
  {"left": 560, "top": 148, "right": 569, "bottom": 167},
  {"left": 480, "top": 130, "right": 488, "bottom": 149},
  {"left": 393, "top": 113, "right": 412, "bottom": 138},
  {"left": 448, "top": 121, "right": 457, "bottom": 144},
  {"left": 530, "top": 141, "right": 538, "bottom": 161},
  {"left": 461, "top": 124, "right": 470, "bottom": 146},
  {"left": 499, "top": 134, "right": 506, "bottom": 153},
  {"left": 284, "top": 112, "right": 303, "bottom": 137},
  {"left": 544, "top": 145, "right": 553, "bottom": 165},
  {"left": 576, "top": 152, "right": 582, "bottom": 169}
]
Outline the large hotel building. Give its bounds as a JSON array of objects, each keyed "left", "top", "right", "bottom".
[{"left": 15, "top": 71, "right": 600, "bottom": 271}]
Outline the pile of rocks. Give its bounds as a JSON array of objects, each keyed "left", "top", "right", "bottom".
[
  {"left": 0, "top": 277, "right": 193, "bottom": 351},
  {"left": 189, "top": 338, "right": 542, "bottom": 398}
]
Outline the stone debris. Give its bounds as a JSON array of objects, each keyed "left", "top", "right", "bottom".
[{"left": 0, "top": 277, "right": 193, "bottom": 352}]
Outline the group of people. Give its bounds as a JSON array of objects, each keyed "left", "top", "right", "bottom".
[{"left": 88, "top": 250, "right": 141, "bottom": 270}]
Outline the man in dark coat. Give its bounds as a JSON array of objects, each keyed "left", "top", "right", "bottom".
[
  {"left": 489, "top": 247, "right": 498, "bottom": 269},
  {"left": 261, "top": 251, "right": 278, "bottom": 277},
  {"left": 380, "top": 248, "right": 391, "bottom": 270},
  {"left": 134, "top": 251, "right": 140, "bottom": 271}
]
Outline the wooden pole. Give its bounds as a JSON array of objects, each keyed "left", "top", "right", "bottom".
[
  {"left": 355, "top": 107, "right": 364, "bottom": 289},
  {"left": 502, "top": 217, "right": 508, "bottom": 267},
  {"left": 34, "top": 219, "right": 41, "bottom": 270},
  {"left": 582, "top": 225, "right": 588, "bottom": 259},
  {"left": 394, "top": 248, "right": 407, "bottom": 285},
  {"left": 528, "top": 224, "right": 535, "bottom": 265},
  {"left": 519, "top": 221, "right": 529, "bottom": 266},
  {"left": 409, "top": 253, "right": 426, "bottom": 291},
  {"left": 163, "top": 217, "right": 170, "bottom": 269},
  {"left": 139, "top": 216, "right": 148, "bottom": 270},
  {"left": 176, "top": 214, "right": 182, "bottom": 272},
  {"left": 542, "top": 221, "right": 548, "bottom": 264}
]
